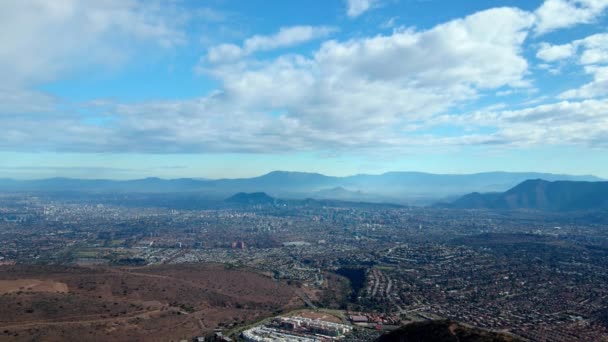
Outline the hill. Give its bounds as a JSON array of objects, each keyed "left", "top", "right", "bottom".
[
  {"left": 224, "top": 192, "right": 404, "bottom": 209},
  {"left": 225, "top": 192, "right": 275, "bottom": 205},
  {"left": 0, "top": 264, "right": 300, "bottom": 341},
  {"left": 446, "top": 179, "right": 608, "bottom": 211},
  {"left": 376, "top": 320, "right": 523, "bottom": 342}
]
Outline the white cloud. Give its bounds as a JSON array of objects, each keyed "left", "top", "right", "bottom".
[
  {"left": 453, "top": 99, "right": 608, "bottom": 147},
  {"left": 2, "top": 3, "right": 606, "bottom": 155},
  {"left": 537, "top": 33, "right": 608, "bottom": 64},
  {"left": 346, "top": 0, "right": 378, "bottom": 18},
  {"left": 196, "top": 7, "right": 535, "bottom": 146},
  {"left": 204, "top": 26, "right": 337, "bottom": 64},
  {"left": 421, "top": 99, "right": 608, "bottom": 149},
  {"left": 560, "top": 65, "right": 608, "bottom": 98},
  {"left": 578, "top": 33, "right": 608, "bottom": 64},
  {"left": 206, "top": 44, "right": 244, "bottom": 64},
  {"left": 0, "top": 7, "right": 541, "bottom": 154},
  {"left": 536, "top": 42, "right": 577, "bottom": 62},
  {"left": 538, "top": 33, "right": 608, "bottom": 99},
  {"left": 534, "top": 0, "right": 608, "bottom": 35},
  {"left": 0, "top": 0, "right": 190, "bottom": 120},
  {"left": 0, "top": 0, "right": 186, "bottom": 88},
  {"left": 312, "top": 8, "right": 534, "bottom": 89},
  {"left": 244, "top": 26, "right": 337, "bottom": 53}
]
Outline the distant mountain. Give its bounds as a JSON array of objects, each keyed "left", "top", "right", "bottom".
[
  {"left": 0, "top": 171, "right": 603, "bottom": 204},
  {"left": 225, "top": 192, "right": 275, "bottom": 205},
  {"left": 446, "top": 179, "right": 608, "bottom": 211},
  {"left": 224, "top": 192, "right": 403, "bottom": 209},
  {"left": 314, "top": 186, "right": 359, "bottom": 197},
  {"left": 311, "top": 186, "right": 379, "bottom": 201},
  {"left": 376, "top": 320, "right": 522, "bottom": 342},
  {"left": 341, "top": 171, "right": 602, "bottom": 197}
]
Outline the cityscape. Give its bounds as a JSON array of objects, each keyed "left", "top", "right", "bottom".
[{"left": 1, "top": 188, "right": 608, "bottom": 341}]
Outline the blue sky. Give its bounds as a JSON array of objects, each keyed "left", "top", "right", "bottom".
[{"left": 1, "top": 0, "right": 607, "bottom": 179}]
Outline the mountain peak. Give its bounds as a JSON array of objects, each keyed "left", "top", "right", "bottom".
[{"left": 447, "top": 179, "right": 608, "bottom": 211}]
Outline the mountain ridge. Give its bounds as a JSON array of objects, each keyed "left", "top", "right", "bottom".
[
  {"left": 445, "top": 179, "right": 608, "bottom": 211},
  {"left": 0, "top": 171, "right": 603, "bottom": 205}
]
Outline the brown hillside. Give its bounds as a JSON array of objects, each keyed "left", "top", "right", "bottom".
[{"left": 0, "top": 264, "right": 301, "bottom": 342}]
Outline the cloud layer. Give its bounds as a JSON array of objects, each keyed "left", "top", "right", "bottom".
[
  {"left": 0, "top": 0, "right": 607, "bottom": 156},
  {"left": 534, "top": 0, "right": 608, "bottom": 35}
]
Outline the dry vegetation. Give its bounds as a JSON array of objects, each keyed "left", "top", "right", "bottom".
[
  {"left": 296, "top": 310, "right": 345, "bottom": 324},
  {"left": 0, "top": 280, "right": 68, "bottom": 295},
  {"left": 0, "top": 264, "right": 302, "bottom": 341}
]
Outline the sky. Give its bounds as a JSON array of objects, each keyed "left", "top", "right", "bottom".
[{"left": 1, "top": 0, "right": 607, "bottom": 179}]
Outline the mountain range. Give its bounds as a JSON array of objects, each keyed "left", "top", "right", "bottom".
[
  {"left": 445, "top": 179, "right": 608, "bottom": 211},
  {"left": 0, "top": 171, "right": 603, "bottom": 205}
]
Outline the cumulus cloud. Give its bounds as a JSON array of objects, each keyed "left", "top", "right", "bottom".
[
  {"left": 0, "top": 0, "right": 186, "bottom": 88},
  {"left": 201, "top": 7, "right": 535, "bottom": 141},
  {"left": 560, "top": 65, "right": 608, "bottom": 99},
  {"left": 0, "top": 7, "right": 542, "bottom": 153},
  {"left": 537, "top": 33, "right": 608, "bottom": 63},
  {"left": 345, "top": 0, "right": 378, "bottom": 18},
  {"left": 578, "top": 33, "right": 608, "bottom": 64},
  {"left": 244, "top": 26, "right": 338, "bottom": 53},
  {"left": 538, "top": 33, "right": 608, "bottom": 99},
  {"left": 0, "top": 0, "right": 190, "bottom": 122},
  {"left": 204, "top": 26, "right": 337, "bottom": 64},
  {"left": 1, "top": 2, "right": 606, "bottom": 155},
  {"left": 537, "top": 42, "right": 577, "bottom": 62},
  {"left": 534, "top": 0, "right": 608, "bottom": 35}
]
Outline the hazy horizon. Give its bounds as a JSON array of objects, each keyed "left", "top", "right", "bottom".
[{"left": 0, "top": 169, "right": 604, "bottom": 181}]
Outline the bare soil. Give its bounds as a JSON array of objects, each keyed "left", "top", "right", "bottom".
[
  {"left": 0, "top": 264, "right": 302, "bottom": 342},
  {"left": 297, "top": 310, "right": 344, "bottom": 324},
  {"left": 0, "top": 280, "right": 68, "bottom": 294}
]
